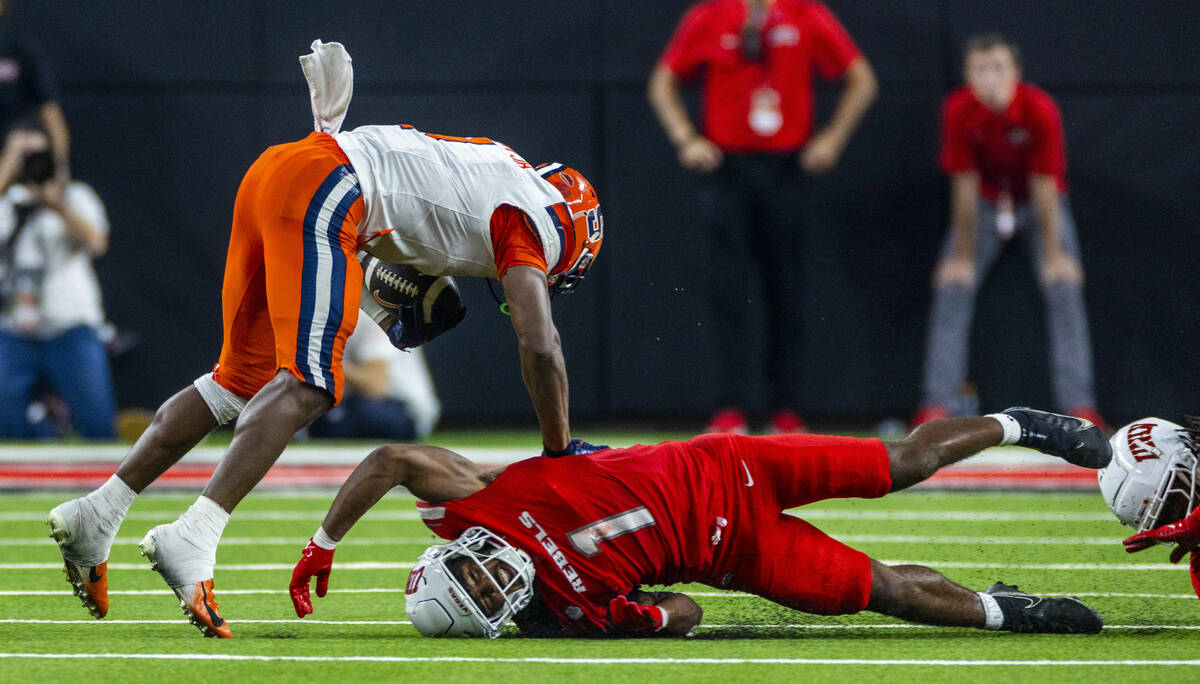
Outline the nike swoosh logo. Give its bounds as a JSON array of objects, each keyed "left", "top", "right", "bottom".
[
  {"left": 202, "top": 584, "right": 224, "bottom": 628},
  {"left": 741, "top": 460, "right": 754, "bottom": 487},
  {"left": 88, "top": 566, "right": 102, "bottom": 583}
]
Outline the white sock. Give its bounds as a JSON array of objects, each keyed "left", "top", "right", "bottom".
[
  {"left": 977, "top": 592, "right": 1004, "bottom": 630},
  {"left": 312, "top": 526, "right": 339, "bottom": 550},
  {"left": 85, "top": 475, "right": 137, "bottom": 534},
  {"left": 179, "top": 496, "right": 231, "bottom": 550},
  {"left": 986, "top": 413, "right": 1022, "bottom": 446}
]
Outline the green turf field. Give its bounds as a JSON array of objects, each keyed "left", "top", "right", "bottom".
[{"left": 2, "top": 489, "right": 1196, "bottom": 682}]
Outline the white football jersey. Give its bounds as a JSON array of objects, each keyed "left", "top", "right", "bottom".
[{"left": 333, "top": 125, "right": 567, "bottom": 278}]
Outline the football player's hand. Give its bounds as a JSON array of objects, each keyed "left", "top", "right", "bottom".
[
  {"left": 1123, "top": 508, "right": 1200, "bottom": 563},
  {"left": 289, "top": 539, "right": 335, "bottom": 617},
  {"left": 677, "top": 136, "right": 722, "bottom": 173},
  {"left": 608, "top": 595, "right": 667, "bottom": 633},
  {"left": 935, "top": 253, "right": 976, "bottom": 288},
  {"left": 800, "top": 130, "right": 845, "bottom": 174},
  {"left": 542, "top": 439, "right": 609, "bottom": 458},
  {"left": 1039, "top": 250, "right": 1084, "bottom": 288}
]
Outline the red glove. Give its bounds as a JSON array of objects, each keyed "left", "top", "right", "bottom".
[
  {"left": 1191, "top": 551, "right": 1200, "bottom": 603},
  {"left": 1122, "top": 507, "right": 1200, "bottom": 563},
  {"left": 289, "top": 538, "right": 335, "bottom": 617},
  {"left": 608, "top": 594, "right": 667, "bottom": 633}
]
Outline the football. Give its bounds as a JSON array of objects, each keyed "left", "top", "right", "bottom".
[{"left": 360, "top": 253, "right": 466, "bottom": 345}]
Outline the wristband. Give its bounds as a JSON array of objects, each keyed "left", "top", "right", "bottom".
[{"left": 312, "top": 526, "right": 339, "bottom": 550}]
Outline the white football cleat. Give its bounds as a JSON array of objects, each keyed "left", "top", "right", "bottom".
[
  {"left": 139, "top": 522, "right": 231, "bottom": 638},
  {"left": 46, "top": 498, "right": 114, "bottom": 619}
]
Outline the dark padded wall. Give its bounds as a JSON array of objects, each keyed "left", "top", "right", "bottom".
[{"left": 10, "top": 1, "right": 1198, "bottom": 425}]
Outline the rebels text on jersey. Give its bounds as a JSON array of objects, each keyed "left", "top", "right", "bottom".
[
  {"left": 417, "top": 442, "right": 724, "bottom": 635},
  {"left": 333, "top": 124, "right": 569, "bottom": 278}
]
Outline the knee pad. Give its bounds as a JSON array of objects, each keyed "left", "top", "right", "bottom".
[{"left": 193, "top": 373, "right": 248, "bottom": 426}]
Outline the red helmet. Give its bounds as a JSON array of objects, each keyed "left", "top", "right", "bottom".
[{"left": 537, "top": 163, "right": 603, "bottom": 296}]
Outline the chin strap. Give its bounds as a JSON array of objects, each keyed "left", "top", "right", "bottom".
[{"left": 485, "top": 279, "right": 511, "bottom": 316}]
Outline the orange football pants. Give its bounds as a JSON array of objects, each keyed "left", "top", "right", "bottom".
[{"left": 212, "top": 131, "right": 364, "bottom": 405}]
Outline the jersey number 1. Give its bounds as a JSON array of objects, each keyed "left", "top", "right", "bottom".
[{"left": 567, "top": 506, "right": 656, "bottom": 558}]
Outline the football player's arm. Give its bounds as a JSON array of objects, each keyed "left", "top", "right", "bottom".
[
  {"left": 291, "top": 445, "right": 490, "bottom": 616},
  {"left": 501, "top": 264, "right": 571, "bottom": 453},
  {"left": 802, "top": 57, "right": 878, "bottom": 174},
  {"left": 321, "top": 445, "right": 488, "bottom": 541},
  {"left": 612, "top": 589, "right": 702, "bottom": 636},
  {"left": 38, "top": 101, "right": 70, "bottom": 182},
  {"left": 647, "top": 64, "right": 722, "bottom": 172},
  {"left": 1030, "top": 173, "right": 1082, "bottom": 287},
  {"left": 935, "top": 171, "right": 980, "bottom": 288},
  {"left": 1123, "top": 505, "right": 1200, "bottom": 562},
  {"left": 44, "top": 183, "right": 108, "bottom": 256}
]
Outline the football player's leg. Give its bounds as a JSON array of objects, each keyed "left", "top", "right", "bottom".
[
  {"left": 866, "top": 560, "right": 986, "bottom": 627},
  {"left": 756, "top": 158, "right": 805, "bottom": 418},
  {"left": 695, "top": 432, "right": 893, "bottom": 509},
  {"left": 0, "top": 330, "right": 39, "bottom": 437},
  {"left": 920, "top": 203, "right": 1004, "bottom": 411},
  {"left": 886, "top": 416, "right": 1006, "bottom": 491},
  {"left": 42, "top": 325, "right": 116, "bottom": 439},
  {"left": 203, "top": 153, "right": 364, "bottom": 513},
  {"left": 868, "top": 561, "right": 1103, "bottom": 634},
  {"left": 702, "top": 166, "right": 756, "bottom": 414},
  {"left": 1029, "top": 198, "right": 1098, "bottom": 415},
  {"left": 727, "top": 514, "right": 876, "bottom": 617}
]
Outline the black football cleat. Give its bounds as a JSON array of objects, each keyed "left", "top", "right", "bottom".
[
  {"left": 1001, "top": 407, "right": 1112, "bottom": 469},
  {"left": 986, "top": 582, "right": 1103, "bottom": 634}
]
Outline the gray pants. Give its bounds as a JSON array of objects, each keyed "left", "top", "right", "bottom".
[{"left": 921, "top": 196, "right": 1097, "bottom": 411}]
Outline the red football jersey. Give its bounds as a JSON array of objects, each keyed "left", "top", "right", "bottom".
[
  {"left": 939, "top": 82, "right": 1068, "bottom": 201},
  {"left": 659, "top": 0, "right": 861, "bottom": 152},
  {"left": 418, "top": 441, "right": 723, "bottom": 635}
]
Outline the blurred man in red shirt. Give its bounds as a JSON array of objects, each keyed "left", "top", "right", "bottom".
[
  {"left": 914, "top": 34, "right": 1105, "bottom": 430},
  {"left": 648, "top": 0, "right": 877, "bottom": 435}
]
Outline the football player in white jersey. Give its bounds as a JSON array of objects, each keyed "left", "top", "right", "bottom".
[{"left": 45, "top": 40, "right": 605, "bottom": 638}]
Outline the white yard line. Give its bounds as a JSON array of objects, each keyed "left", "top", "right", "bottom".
[
  {"left": 0, "top": 511, "right": 423, "bottom": 522},
  {"left": 4, "top": 585, "right": 1195, "bottom": 595},
  {"left": 1, "top": 652, "right": 1199, "bottom": 666},
  {"left": 2, "top": 560, "right": 1182, "bottom": 571},
  {"left": 0, "top": 562, "right": 414, "bottom": 570},
  {"left": 0, "top": 619, "right": 1194, "bottom": 632}
]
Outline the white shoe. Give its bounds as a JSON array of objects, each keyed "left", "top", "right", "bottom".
[
  {"left": 138, "top": 521, "right": 215, "bottom": 588},
  {"left": 139, "top": 522, "right": 230, "bottom": 638},
  {"left": 46, "top": 498, "right": 115, "bottom": 619}
]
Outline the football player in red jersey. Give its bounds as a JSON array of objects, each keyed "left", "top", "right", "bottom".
[
  {"left": 291, "top": 408, "right": 1110, "bottom": 637},
  {"left": 1103, "top": 418, "right": 1200, "bottom": 601}
]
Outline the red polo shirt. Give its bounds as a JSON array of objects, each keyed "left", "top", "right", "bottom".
[
  {"left": 940, "top": 82, "right": 1069, "bottom": 201},
  {"left": 659, "top": 0, "right": 861, "bottom": 153}
]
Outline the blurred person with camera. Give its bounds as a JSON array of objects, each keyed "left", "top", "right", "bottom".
[
  {"left": 0, "top": 0, "right": 70, "bottom": 184},
  {"left": 0, "top": 126, "right": 114, "bottom": 438}
]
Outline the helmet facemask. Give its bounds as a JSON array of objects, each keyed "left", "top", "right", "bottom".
[
  {"left": 406, "top": 527, "right": 535, "bottom": 638},
  {"left": 1101, "top": 417, "right": 1200, "bottom": 532},
  {"left": 1137, "top": 449, "right": 1198, "bottom": 532}
]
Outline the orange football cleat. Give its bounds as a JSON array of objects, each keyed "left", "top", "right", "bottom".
[
  {"left": 59, "top": 560, "right": 109, "bottom": 619},
  {"left": 46, "top": 507, "right": 110, "bottom": 619},
  {"left": 173, "top": 579, "right": 232, "bottom": 639}
]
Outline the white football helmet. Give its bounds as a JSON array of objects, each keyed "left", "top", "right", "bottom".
[
  {"left": 1099, "top": 418, "right": 1199, "bottom": 532},
  {"left": 404, "top": 527, "right": 535, "bottom": 638}
]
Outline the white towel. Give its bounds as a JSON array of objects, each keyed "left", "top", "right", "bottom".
[{"left": 300, "top": 39, "right": 353, "bottom": 134}]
